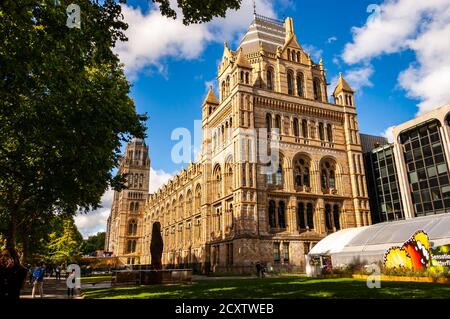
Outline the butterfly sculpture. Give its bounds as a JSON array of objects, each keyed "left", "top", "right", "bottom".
[{"left": 384, "top": 230, "right": 431, "bottom": 270}]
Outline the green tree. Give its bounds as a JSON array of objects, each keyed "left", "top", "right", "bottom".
[
  {"left": 47, "top": 218, "right": 84, "bottom": 264},
  {"left": 82, "top": 231, "right": 106, "bottom": 255},
  {"left": 0, "top": 0, "right": 146, "bottom": 250},
  {"left": 153, "top": 0, "right": 242, "bottom": 25}
]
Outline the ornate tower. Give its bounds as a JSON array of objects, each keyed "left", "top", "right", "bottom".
[{"left": 105, "top": 138, "right": 150, "bottom": 265}]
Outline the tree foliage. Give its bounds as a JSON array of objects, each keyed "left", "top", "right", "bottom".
[
  {"left": 0, "top": 0, "right": 146, "bottom": 249},
  {"left": 47, "top": 218, "right": 84, "bottom": 264},
  {"left": 82, "top": 231, "right": 106, "bottom": 255},
  {"left": 153, "top": 0, "right": 242, "bottom": 25}
]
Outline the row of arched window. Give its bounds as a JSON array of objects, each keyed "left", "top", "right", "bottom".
[
  {"left": 268, "top": 200, "right": 286, "bottom": 229},
  {"left": 268, "top": 200, "right": 341, "bottom": 232},
  {"left": 129, "top": 201, "right": 139, "bottom": 213},
  {"left": 126, "top": 239, "right": 136, "bottom": 253},
  {"left": 150, "top": 184, "right": 202, "bottom": 225},
  {"left": 267, "top": 157, "right": 337, "bottom": 193},
  {"left": 266, "top": 67, "right": 323, "bottom": 101},
  {"left": 212, "top": 117, "right": 233, "bottom": 151},
  {"left": 220, "top": 71, "right": 251, "bottom": 102},
  {"left": 287, "top": 49, "right": 301, "bottom": 63},
  {"left": 335, "top": 94, "right": 353, "bottom": 106},
  {"left": 265, "top": 113, "right": 333, "bottom": 142},
  {"left": 128, "top": 173, "right": 144, "bottom": 189}
]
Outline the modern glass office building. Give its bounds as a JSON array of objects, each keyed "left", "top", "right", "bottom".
[
  {"left": 365, "top": 144, "right": 405, "bottom": 223},
  {"left": 398, "top": 119, "right": 450, "bottom": 216},
  {"left": 393, "top": 104, "right": 450, "bottom": 219}
]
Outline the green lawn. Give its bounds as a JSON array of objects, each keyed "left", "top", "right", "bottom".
[
  {"left": 81, "top": 275, "right": 112, "bottom": 284},
  {"left": 83, "top": 276, "right": 450, "bottom": 299}
]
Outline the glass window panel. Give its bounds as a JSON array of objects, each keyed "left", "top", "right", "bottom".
[
  {"left": 429, "top": 177, "right": 439, "bottom": 188},
  {"left": 423, "top": 202, "right": 433, "bottom": 212},
  {"left": 412, "top": 191, "right": 421, "bottom": 203},
  {"left": 430, "top": 188, "right": 441, "bottom": 200},
  {"left": 409, "top": 172, "right": 418, "bottom": 183},
  {"left": 421, "top": 190, "right": 431, "bottom": 202},
  {"left": 439, "top": 175, "right": 449, "bottom": 185},
  {"left": 427, "top": 166, "right": 437, "bottom": 178},
  {"left": 442, "top": 186, "right": 450, "bottom": 199},
  {"left": 437, "top": 163, "right": 448, "bottom": 174},
  {"left": 434, "top": 200, "right": 443, "bottom": 210},
  {"left": 432, "top": 143, "right": 442, "bottom": 155}
]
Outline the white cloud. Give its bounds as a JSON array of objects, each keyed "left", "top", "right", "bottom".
[
  {"left": 382, "top": 125, "right": 395, "bottom": 143},
  {"left": 342, "top": 0, "right": 450, "bottom": 114},
  {"left": 75, "top": 188, "right": 114, "bottom": 239},
  {"left": 302, "top": 44, "right": 323, "bottom": 62},
  {"left": 149, "top": 168, "right": 174, "bottom": 193},
  {"left": 116, "top": 0, "right": 277, "bottom": 79},
  {"left": 327, "top": 36, "right": 337, "bottom": 43},
  {"left": 345, "top": 64, "right": 374, "bottom": 92}
]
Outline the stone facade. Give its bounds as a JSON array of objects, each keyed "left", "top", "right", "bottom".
[{"left": 105, "top": 15, "right": 371, "bottom": 272}]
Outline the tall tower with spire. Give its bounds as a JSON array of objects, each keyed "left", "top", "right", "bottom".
[{"left": 105, "top": 138, "right": 150, "bottom": 264}]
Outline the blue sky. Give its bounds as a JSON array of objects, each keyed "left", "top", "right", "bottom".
[{"left": 75, "top": 0, "right": 450, "bottom": 237}]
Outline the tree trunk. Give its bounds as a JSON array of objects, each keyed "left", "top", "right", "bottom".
[{"left": 6, "top": 212, "right": 17, "bottom": 249}]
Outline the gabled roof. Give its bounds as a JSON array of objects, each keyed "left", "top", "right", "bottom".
[
  {"left": 234, "top": 48, "right": 252, "bottom": 69},
  {"left": 333, "top": 73, "right": 355, "bottom": 96},
  {"left": 203, "top": 85, "right": 219, "bottom": 105}
]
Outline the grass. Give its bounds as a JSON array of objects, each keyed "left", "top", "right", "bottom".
[
  {"left": 81, "top": 275, "right": 112, "bottom": 284},
  {"left": 82, "top": 276, "right": 450, "bottom": 299}
]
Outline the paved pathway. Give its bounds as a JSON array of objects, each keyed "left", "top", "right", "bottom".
[{"left": 21, "top": 277, "right": 84, "bottom": 299}]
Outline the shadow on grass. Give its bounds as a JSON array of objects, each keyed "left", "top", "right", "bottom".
[{"left": 83, "top": 277, "right": 450, "bottom": 299}]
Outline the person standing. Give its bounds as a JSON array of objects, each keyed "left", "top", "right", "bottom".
[
  {"left": 31, "top": 263, "right": 45, "bottom": 298},
  {"left": 67, "top": 269, "right": 76, "bottom": 298}
]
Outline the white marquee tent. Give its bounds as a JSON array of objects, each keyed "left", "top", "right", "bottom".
[{"left": 306, "top": 213, "right": 450, "bottom": 276}]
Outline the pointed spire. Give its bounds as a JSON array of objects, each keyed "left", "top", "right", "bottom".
[
  {"left": 284, "top": 17, "right": 294, "bottom": 42},
  {"left": 333, "top": 72, "right": 355, "bottom": 96},
  {"left": 203, "top": 85, "right": 219, "bottom": 106}
]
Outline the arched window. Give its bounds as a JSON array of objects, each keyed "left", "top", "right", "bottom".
[
  {"left": 195, "top": 184, "right": 201, "bottom": 211},
  {"left": 225, "top": 165, "right": 233, "bottom": 194},
  {"left": 130, "top": 202, "right": 135, "bottom": 212},
  {"left": 268, "top": 200, "right": 276, "bottom": 228},
  {"left": 319, "top": 122, "right": 325, "bottom": 141},
  {"left": 291, "top": 51, "right": 295, "bottom": 61},
  {"left": 135, "top": 202, "right": 139, "bottom": 212},
  {"left": 128, "top": 174, "right": 133, "bottom": 187},
  {"left": 297, "top": 202, "right": 306, "bottom": 229},
  {"left": 127, "top": 240, "right": 136, "bottom": 253},
  {"left": 287, "top": 71, "right": 293, "bottom": 95},
  {"left": 293, "top": 118, "right": 299, "bottom": 137},
  {"left": 276, "top": 163, "right": 283, "bottom": 186},
  {"left": 275, "top": 114, "right": 281, "bottom": 133},
  {"left": 325, "top": 204, "right": 333, "bottom": 231},
  {"left": 245, "top": 72, "right": 249, "bottom": 84},
  {"left": 297, "top": 52, "right": 301, "bottom": 63},
  {"left": 134, "top": 173, "right": 138, "bottom": 187},
  {"left": 221, "top": 81, "right": 225, "bottom": 101},
  {"left": 302, "top": 119, "right": 308, "bottom": 138},
  {"left": 226, "top": 76, "right": 230, "bottom": 96},
  {"left": 240, "top": 71, "right": 244, "bottom": 82},
  {"left": 213, "top": 165, "right": 222, "bottom": 199},
  {"left": 321, "top": 159, "right": 337, "bottom": 191},
  {"left": 296, "top": 73, "right": 304, "bottom": 97},
  {"left": 293, "top": 156, "right": 310, "bottom": 188},
  {"left": 333, "top": 204, "right": 341, "bottom": 230},
  {"left": 445, "top": 113, "right": 450, "bottom": 126},
  {"left": 326, "top": 124, "right": 333, "bottom": 142},
  {"left": 267, "top": 68, "right": 274, "bottom": 90},
  {"left": 287, "top": 49, "right": 291, "bottom": 60},
  {"left": 128, "top": 220, "right": 137, "bottom": 235},
  {"left": 313, "top": 78, "right": 322, "bottom": 101},
  {"left": 139, "top": 173, "right": 143, "bottom": 188},
  {"left": 278, "top": 201, "right": 286, "bottom": 228},
  {"left": 306, "top": 203, "right": 314, "bottom": 229},
  {"left": 266, "top": 113, "right": 272, "bottom": 135}
]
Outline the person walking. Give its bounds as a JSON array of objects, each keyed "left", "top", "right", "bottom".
[
  {"left": 55, "top": 265, "right": 61, "bottom": 281},
  {"left": 31, "top": 263, "right": 45, "bottom": 298},
  {"left": 255, "top": 262, "right": 262, "bottom": 278}
]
